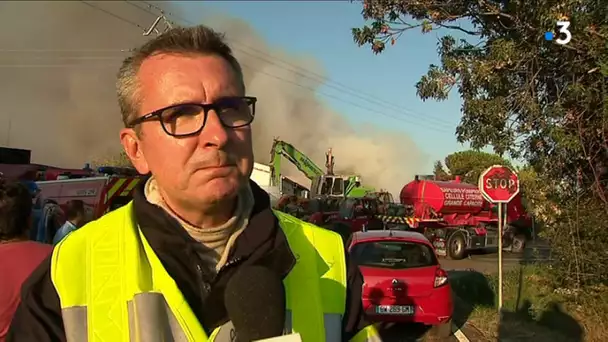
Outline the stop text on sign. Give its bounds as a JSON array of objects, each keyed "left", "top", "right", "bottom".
[
  {"left": 485, "top": 178, "right": 517, "bottom": 190},
  {"left": 478, "top": 165, "right": 520, "bottom": 203}
]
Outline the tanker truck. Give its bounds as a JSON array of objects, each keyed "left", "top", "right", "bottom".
[{"left": 399, "top": 175, "right": 531, "bottom": 260}]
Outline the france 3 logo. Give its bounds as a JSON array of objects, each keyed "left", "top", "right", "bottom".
[{"left": 544, "top": 21, "right": 572, "bottom": 45}]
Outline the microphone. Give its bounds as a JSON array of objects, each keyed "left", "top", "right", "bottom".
[{"left": 224, "top": 265, "right": 287, "bottom": 342}]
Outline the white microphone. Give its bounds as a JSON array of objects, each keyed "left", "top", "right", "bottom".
[{"left": 254, "top": 333, "right": 303, "bottom": 342}]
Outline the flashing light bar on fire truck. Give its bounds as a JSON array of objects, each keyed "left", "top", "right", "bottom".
[{"left": 96, "top": 166, "right": 140, "bottom": 177}]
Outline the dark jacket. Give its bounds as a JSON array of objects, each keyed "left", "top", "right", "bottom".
[{"left": 8, "top": 180, "right": 370, "bottom": 341}]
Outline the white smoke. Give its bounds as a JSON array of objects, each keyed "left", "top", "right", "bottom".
[{"left": 0, "top": 1, "right": 427, "bottom": 195}]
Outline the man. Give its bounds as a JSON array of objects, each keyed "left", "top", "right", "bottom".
[
  {"left": 52, "top": 200, "right": 85, "bottom": 245},
  {"left": 0, "top": 180, "right": 53, "bottom": 341},
  {"left": 8, "top": 25, "right": 380, "bottom": 342},
  {"left": 22, "top": 180, "right": 42, "bottom": 241}
]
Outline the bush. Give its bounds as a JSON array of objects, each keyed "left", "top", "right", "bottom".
[{"left": 541, "top": 195, "right": 608, "bottom": 288}]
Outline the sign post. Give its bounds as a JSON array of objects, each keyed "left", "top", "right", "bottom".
[{"left": 478, "top": 165, "right": 520, "bottom": 313}]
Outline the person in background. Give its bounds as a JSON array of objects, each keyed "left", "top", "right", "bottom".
[
  {"left": 33, "top": 197, "right": 64, "bottom": 244},
  {"left": 24, "top": 180, "right": 65, "bottom": 244},
  {"left": 0, "top": 179, "right": 53, "bottom": 341},
  {"left": 20, "top": 180, "right": 41, "bottom": 241},
  {"left": 52, "top": 200, "right": 85, "bottom": 245}
]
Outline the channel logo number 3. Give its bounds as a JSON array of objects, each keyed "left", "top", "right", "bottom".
[{"left": 555, "top": 21, "right": 572, "bottom": 45}]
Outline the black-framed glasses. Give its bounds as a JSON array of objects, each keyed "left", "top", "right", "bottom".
[{"left": 128, "top": 96, "right": 257, "bottom": 137}]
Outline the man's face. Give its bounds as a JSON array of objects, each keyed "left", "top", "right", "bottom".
[{"left": 121, "top": 53, "right": 254, "bottom": 209}]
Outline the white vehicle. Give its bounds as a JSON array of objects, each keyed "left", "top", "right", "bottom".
[{"left": 250, "top": 162, "right": 309, "bottom": 198}]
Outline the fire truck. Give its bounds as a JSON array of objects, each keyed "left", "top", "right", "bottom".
[
  {"left": 394, "top": 175, "right": 532, "bottom": 260},
  {"left": 36, "top": 166, "right": 145, "bottom": 220}
]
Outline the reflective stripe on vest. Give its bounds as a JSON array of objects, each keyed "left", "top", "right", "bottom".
[{"left": 50, "top": 203, "right": 347, "bottom": 342}]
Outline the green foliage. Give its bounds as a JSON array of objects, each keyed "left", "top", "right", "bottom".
[
  {"left": 353, "top": 0, "right": 608, "bottom": 288},
  {"left": 352, "top": 0, "right": 608, "bottom": 190},
  {"left": 432, "top": 160, "right": 450, "bottom": 181},
  {"left": 515, "top": 165, "right": 551, "bottom": 216},
  {"left": 91, "top": 151, "right": 133, "bottom": 168},
  {"left": 542, "top": 195, "right": 608, "bottom": 287},
  {"left": 433, "top": 149, "right": 511, "bottom": 184}
]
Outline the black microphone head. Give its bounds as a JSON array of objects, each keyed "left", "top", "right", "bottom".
[{"left": 224, "top": 265, "right": 286, "bottom": 342}]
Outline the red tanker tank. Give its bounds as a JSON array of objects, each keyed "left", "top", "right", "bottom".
[{"left": 400, "top": 176, "right": 487, "bottom": 216}]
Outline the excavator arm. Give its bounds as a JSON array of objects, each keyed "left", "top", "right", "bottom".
[
  {"left": 269, "top": 139, "right": 372, "bottom": 199},
  {"left": 269, "top": 139, "right": 324, "bottom": 187}
]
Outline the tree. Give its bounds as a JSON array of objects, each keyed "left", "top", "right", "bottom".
[
  {"left": 432, "top": 160, "right": 450, "bottom": 181},
  {"left": 91, "top": 150, "right": 133, "bottom": 168},
  {"left": 352, "top": 0, "right": 608, "bottom": 198},
  {"left": 435, "top": 150, "right": 512, "bottom": 184},
  {"left": 352, "top": 1, "right": 608, "bottom": 287}
]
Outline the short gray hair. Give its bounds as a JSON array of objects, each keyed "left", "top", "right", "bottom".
[{"left": 116, "top": 25, "right": 245, "bottom": 127}]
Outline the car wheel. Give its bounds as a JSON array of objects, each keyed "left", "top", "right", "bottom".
[
  {"left": 447, "top": 232, "right": 467, "bottom": 260},
  {"left": 510, "top": 234, "right": 526, "bottom": 253},
  {"left": 431, "top": 319, "right": 453, "bottom": 338}
]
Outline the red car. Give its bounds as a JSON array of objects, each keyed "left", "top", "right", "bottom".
[{"left": 348, "top": 230, "right": 453, "bottom": 336}]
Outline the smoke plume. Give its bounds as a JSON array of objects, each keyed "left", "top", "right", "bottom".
[{"left": 0, "top": 1, "right": 426, "bottom": 195}]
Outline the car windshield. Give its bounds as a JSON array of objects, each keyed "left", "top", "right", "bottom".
[{"left": 350, "top": 240, "right": 437, "bottom": 269}]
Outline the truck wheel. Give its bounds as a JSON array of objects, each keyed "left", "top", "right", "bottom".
[
  {"left": 447, "top": 232, "right": 467, "bottom": 260},
  {"left": 511, "top": 234, "right": 526, "bottom": 253}
]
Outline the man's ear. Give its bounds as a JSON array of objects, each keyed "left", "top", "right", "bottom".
[{"left": 120, "top": 128, "right": 150, "bottom": 174}]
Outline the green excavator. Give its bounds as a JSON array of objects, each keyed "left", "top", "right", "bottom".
[{"left": 269, "top": 138, "right": 374, "bottom": 198}]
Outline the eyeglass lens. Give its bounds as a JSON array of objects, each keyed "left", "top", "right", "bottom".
[{"left": 159, "top": 97, "right": 254, "bottom": 136}]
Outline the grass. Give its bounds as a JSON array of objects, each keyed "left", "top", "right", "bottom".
[{"left": 449, "top": 265, "right": 608, "bottom": 342}]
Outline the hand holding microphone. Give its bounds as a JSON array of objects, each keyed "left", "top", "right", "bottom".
[{"left": 224, "top": 265, "right": 302, "bottom": 342}]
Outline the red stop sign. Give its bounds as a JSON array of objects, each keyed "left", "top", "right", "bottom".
[{"left": 478, "top": 165, "right": 520, "bottom": 203}]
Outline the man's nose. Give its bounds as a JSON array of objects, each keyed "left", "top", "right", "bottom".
[{"left": 198, "top": 110, "right": 229, "bottom": 148}]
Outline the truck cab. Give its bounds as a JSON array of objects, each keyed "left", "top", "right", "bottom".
[
  {"left": 332, "top": 197, "right": 384, "bottom": 232},
  {"left": 311, "top": 175, "right": 373, "bottom": 198},
  {"left": 312, "top": 175, "right": 346, "bottom": 198}
]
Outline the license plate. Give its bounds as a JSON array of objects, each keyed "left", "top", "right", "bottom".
[{"left": 375, "top": 305, "right": 414, "bottom": 315}]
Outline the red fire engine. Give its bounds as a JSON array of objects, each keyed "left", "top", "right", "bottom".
[
  {"left": 36, "top": 166, "right": 144, "bottom": 220},
  {"left": 397, "top": 175, "right": 532, "bottom": 259}
]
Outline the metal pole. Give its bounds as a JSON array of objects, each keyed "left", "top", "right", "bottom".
[{"left": 498, "top": 203, "right": 503, "bottom": 313}]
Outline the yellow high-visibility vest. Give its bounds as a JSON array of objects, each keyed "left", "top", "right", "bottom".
[{"left": 50, "top": 202, "right": 379, "bottom": 342}]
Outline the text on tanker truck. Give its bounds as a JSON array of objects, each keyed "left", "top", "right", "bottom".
[{"left": 440, "top": 187, "right": 484, "bottom": 207}]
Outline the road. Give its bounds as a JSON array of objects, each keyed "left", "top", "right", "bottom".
[
  {"left": 378, "top": 242, "right": 552, "bottom": 341},
  {"left": 440, "top": 241, "right": 552, "bottom": 274}
]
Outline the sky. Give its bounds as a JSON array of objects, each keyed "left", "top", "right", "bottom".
[{"left": 175, "top": 0, "right": 472, "bottom": 171}]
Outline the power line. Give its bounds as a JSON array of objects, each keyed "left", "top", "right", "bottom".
[
  {"left": 0, "top": 59, "right": 449, "bottom": 130},
  {"left": 0, "top": 56, "right": 122, "bottom": 60},
  {"left": 0, "top": 64, "right": 117, "bottom": 68},
  {"left": 7, "top": 1, "right": 452, "bottom": 132},
  {"left": 237, "top": 63, "right": 452, "bottom": 131},
  {"left": 129, "top": 1, "right": 454, "bottom": 130},
  {"left": 135, "top": 0, "right": 452, "bottom": 129},
  {"left": 0, "top": 49, "right": 131, "bottom": 53},
  {"left": 80, "top": 1, "right": 146, "bottom": 32},
  {"left": 0, "top": 53, "right": 451, "bottom": 131}
]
